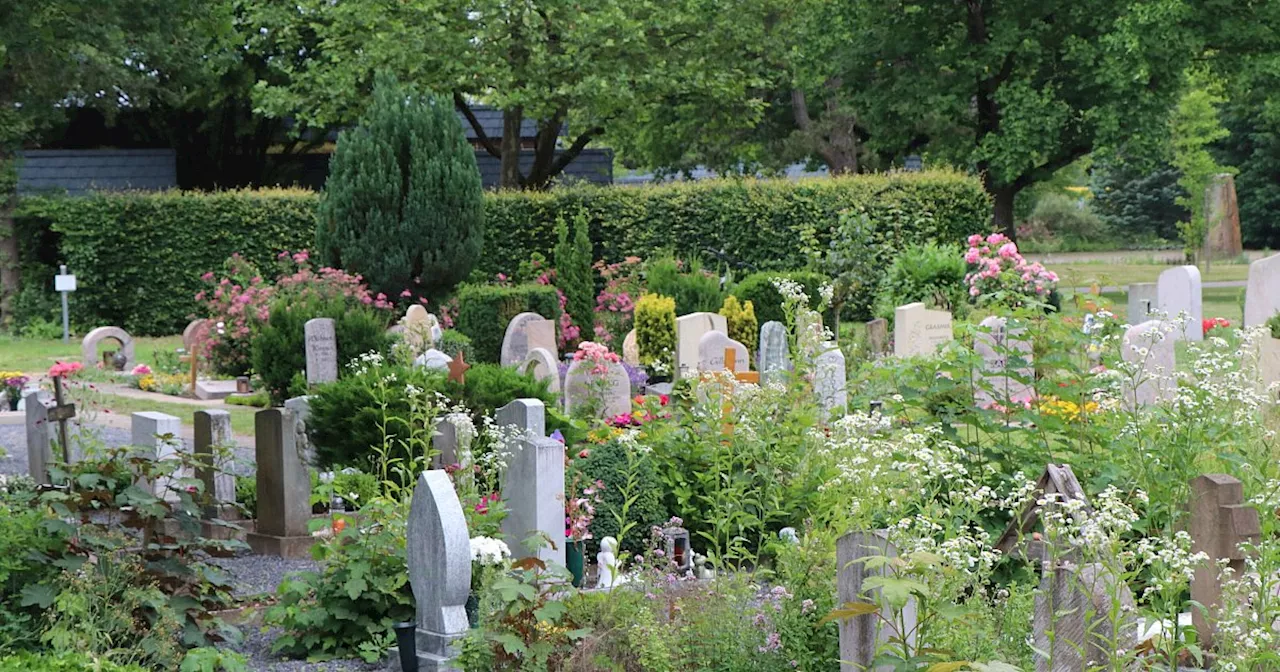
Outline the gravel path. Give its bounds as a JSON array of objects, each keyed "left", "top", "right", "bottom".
[{"left": 0, "top": 422, "right": 257, "bottom": 478}]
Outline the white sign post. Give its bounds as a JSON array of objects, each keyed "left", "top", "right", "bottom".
[{"left": 54, "top": 265, "right": 76, "bottom": 343}]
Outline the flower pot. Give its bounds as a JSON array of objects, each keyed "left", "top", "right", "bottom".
[
  {"left": 465, "top": 592, "right": 480, "bottom": 629},
  {"left": 566, "top": 539, "right": 586, "bottom": 587},
  {"left": 5, "top": 394, "right": 17, "bottom": 411}
]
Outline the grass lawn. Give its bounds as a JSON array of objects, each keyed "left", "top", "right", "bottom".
[
  {"left": 0, "top": 334, "right": 184, "bottom": 374},
  {"left": 1060, "top": 286, "right": 1244, "bottom": 323},
  {"left": 1048, "top": 261, "right": 1249, "bottom": 288},
  {"left": 93, "top": 392, "right": 258, "bottom": 435}
]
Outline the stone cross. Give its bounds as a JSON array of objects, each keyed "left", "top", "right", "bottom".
[
  {"left": 757, "top": 321, "right": 790, "bottom": 384},
  {"left": 837, "top": 531, "right": 916, "bottom": 671},
  {"left": 131, "top": 411, "right": 184, "bottom": 498},
  {"left": 500, "top": 312, "right": 557, "bottom": 367},
  {"left": 814, "top": 345, "right": 847, "bottom": 418},
  {"left": 1156, "top": 265, "right": 1203, "bottom": 342},
  {"left": 1243, "top": 252, "right": 1280, "bottom": 328},
  {"left": 304, "top": 317, "right": 339, "bottom": 385},
  {"left": 247, "top": 408, "right": 315, "bottom": 558},
  {"left": 1120, "top": 320, "right": 1176, "bottom": 409},
  {"left": 1189, "top": 474, "right": 1261, "bottom": 650},
  {"left": 193, "top": 409, "right": 236, "bottom": 517},
  {"left": 24, "top": 391, "right": 54, "bottom": 485},
  {"left": 497, "top": 399, "right": 566, "bottom": 567},
  {"left": 393, "top": 470, "right": 472, "bottom": 672}
]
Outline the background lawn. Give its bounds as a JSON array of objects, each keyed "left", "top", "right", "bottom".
[{"left": 0, "top": 334, "right": 184, "bottom": 374}]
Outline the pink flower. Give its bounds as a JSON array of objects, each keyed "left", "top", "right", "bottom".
[
  {"left": 967, "top": 234, "right": 984, "bottom": 247},
  {"left": 998, "top": 242, "right": 1018, "bottom": 259},
  {"left": 964, "top": 249, "right": 981, "bottom": 264},
  {"left": 48, "top": 361, "right": 85, "bottom": 378},
  {"left": 130, "top": 364, "right": 152, "bottom": 376},
  {"left": 200, "top": 272, "right": 215, "bottom": 281}
]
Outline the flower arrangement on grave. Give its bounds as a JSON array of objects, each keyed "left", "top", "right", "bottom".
[
  {"left": 1202, "top": 316, "right": 1232, "bottom": 337},
  {"left": 606, "top": 393, "right": 670, "bottom": 429},
  {"left": 1, "top": 371, "right": 27, "bottom": 408},
  {"left": 568, "top": 341, "right": 621, "bottom": 420},
  {"left": 469, "top": 535, "right": 512, "bottom": 592},
  {"left": 963, "top": 233, "right": 1059, "bottom": 307},
  {"left": 47, "top": 361, "right": 83, "bottom": 378},
  {"left": 565, "top": 474, "right": 605, "bottom": 543},
  {"left": 129, "top": 364, "right": 152, "bottom": 376}
]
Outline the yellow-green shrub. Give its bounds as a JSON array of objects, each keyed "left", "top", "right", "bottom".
[
  {"left": 720, "top": 296, "right": 758, "bottom": 360},
  {"left": 634, "top": 294, "right": 676, "bottom": 374}
]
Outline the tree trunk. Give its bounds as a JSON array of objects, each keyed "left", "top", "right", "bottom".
[
  {"left": 991, "top": 184, "right": 1018, "bottom": 240},
  {"left": 0, "top": 147, "right": 16, "bottom": 330},
  {"left": 499, "top": 108, "right": 524, "bottom": 189}
]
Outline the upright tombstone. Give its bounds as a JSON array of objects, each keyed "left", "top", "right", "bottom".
[
  {"left": 391, "top": 470, "right": 472, "bottom": 672},
  {"left": 697, "top": 330, "right": 748, "bottom": 373},
  {"left": 81, "top": 326, "right": 136, "bottom": 369},
  {"left": 837, "top": 531, "right": 916, "bottom": 672},
  {"left": 500, "top": 312, "right": 557, "bottom": 367},
  {"left": 864, "top": 318, "right": 889, "bottom": 357},
  {"left": 1156, "top": 266, "right": 1203, "bottom": 341},
  {"left": 24, "top": 392, "right": 54, "bottom": 485},
  {"left": 814, "top": 345, "right": 847, "bottom": 418},
  {"left": 131, "top": 411, "right": 184, "bottom": 497},
  {"left": 757, "top": 321, "right": 791, "bottom": 384},
  {"left": 519, "top": 347, "right": 561, "bottom": 394},
  {"left": 563, "top": 359, "right": 631, "bottom": 419},
  {"left": 182, "top": 319, "right": 211, "bottom": 354},
  {"left": 973, "top": 316, "right": 1034, "bottom": 408},
  {"left": 893, "top": 303, "right": 952, "bottom": 358},
  {"left": 621, "top": 330, "right": 640, "bottom": 366},
  {"left": 497, "top": 399, "right": 566, "bottom": 566},
  {"left": 247, "top": 408, "right": 315, "bottom": 558},
  {"left": 1243, "top": 252, "right": 1280, "bottom": 328},
  {"left": 1189, "top": 474, "right": 1261, "bottom": 650},
  {"left": 674, "top": 312, "right": 728, "bottom": 379},
  {"left": 1127, "top": 283, "right": 1157, "bottom": 324},
  {"left": 284, "top": 396, "right": 314, "bottom": 466},
  {"left": 304, "top": 318, "right": 339, "bottom": 384},
  {"left": 1120, "top": 320, "right": 1176, "bottom": 409},
  {"left": 1032, "top": 561, "right": 1137, "bottom": 672},
  {"left": 193, "top": 409, "right": 236, "bottom": 516},
  {"left": 1203, "top": 174, "right": 1244, "bottom": 261},
  {"left": 400, "top": 305, "right": 442, "bottom": 354}
]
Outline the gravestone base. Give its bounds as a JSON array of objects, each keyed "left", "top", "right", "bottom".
[
  {"left": 199, "top": 506, "right": 250, "bottom": 541},
  {"left": 387, "top": 628, "right": 465, "bottom": 672},
  {"left": 247, "top": 530, "right": 316, "bottom": 559}
]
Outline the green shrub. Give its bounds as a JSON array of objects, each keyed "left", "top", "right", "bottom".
[
  {"left": 317, "top": 74, "right": 483, "bottom": 301},
  {"left": 719, "top": 296, "right": 758, "bottom": 358},
  {"left": 1023, "top": 194, "right": 1108, "bottom": 246},
  {"left": 0, "top": 652, "right": 149, "bottom": 672},
  {"left": 645, "top": 256, "right": 725, "bottom": 315},
  {"left": 0, "top": 500, "right": 67, "bottom": 649},
  {"left": 436, "top": 329, "right": 474, "bottom": 362},
  {"left": 307, "top": 361, "right": 569, "bottom": 470},
  {"left": 730, "top": 271, "right": 830, "bottom": 329},
  {"left": 873, "top": 243, "right": 970, "bottom": 321},
  {"left": 251, "top": 294, "right": 391, "bottom": 405},
  {"left": 453, "top": 283, "right": 560, "bottom": 363},
  {"left": 634, "top": 294, "right": 676, "bottom": 373},
  {"left": 16, "top": 171, "right": 988, "bottom": 334},
  {"left": 553, "top": 213, "right": 594, "bottom": 334},
  {"left": 571, "top": 440, "right": 667, "bottom": 555}
]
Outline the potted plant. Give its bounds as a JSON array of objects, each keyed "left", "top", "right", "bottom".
[
  {"left": 0, "top": 371, "right": 28, "bottom": 411},
  {"left": 564, "top": 473, "right": 604, "bottom": 587}
]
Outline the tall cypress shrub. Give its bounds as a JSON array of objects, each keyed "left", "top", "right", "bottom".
[
  {"left": 317, "top": 73, "right": 483, "bottom": 301},
  {"left": 553, "top": 213, "right": 594, "bottom": 338}
]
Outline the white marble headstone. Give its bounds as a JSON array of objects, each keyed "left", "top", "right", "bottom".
[
  {"left": 1121, "top": 320, "right": 1176, "bottom": 409},
  {"left": 304, "top": 318, "right": 339, "bottom": 384},
  {"left": 973, "top": 316, "right": 1034, "bottom": 408},
  {"left": 697, "top": 330, "right": 748, "bottom": 373},
  {"left": 500, "top": 312, "right": 557, "bottom": 367},
  {"left": 1244, "top": 253, "right": 1280, "bottom": 328},
  {"left": 1127, "top": 283, "right": 1157, "bottom": 325},
  {"left": 813, "top": 345, "right": 847, "bottom": 418},
  {"left": 893, "top": 303, "right": 953, "bottom": 358},
  {"left": 674, "top": 312, "right": 728, "bottom": 379},
  {"left": 1156, "top": 266, "right": 1203, "bottom": 342},
  {"left": 519, "top": 347, "right": 561, "bottom": 394}
]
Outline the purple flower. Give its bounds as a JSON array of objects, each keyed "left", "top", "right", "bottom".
[{"left": 550, "top": 429, "right": 565, "bottom": 444}]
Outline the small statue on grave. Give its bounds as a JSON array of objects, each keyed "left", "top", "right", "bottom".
[
  {"left": 779, "top": 527, "right": 799, "bottom": 544},
  {"left": 597, "top": 536, "right": 621, "bottom": 589}
]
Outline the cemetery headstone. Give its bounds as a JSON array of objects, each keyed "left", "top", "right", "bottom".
[
  {"left": 1260, "top": 335, "right": 1280, "bottom": 395},
  {"left": 1244, "top": 252, "right": 1280, "bottom": 328},
  {"left": 498, "top": 399, "right": 566, "bottom": 567},
  {"left": 973, "top": 316, "right": 1034, "bottom": 408},
  {"left": 1156, "top": 265, "right": 1203, "bottom": 341},
  {"left": 392, "top": 470, "right": 471, "bottom": 672},
  {"left": 81, "top": 326, "right": 135, "bottom": 370},
  {"left": 814, "top": 345, "right": 847, "bottom": 418},
  {"left": 1120, "top": 320, "right": 1176, "bottom": 409},
  {"left": 24, "top": 392, "right": 53, "bottom": 485},
  {"left": 757, "top": 321, "right": 791, "bottom": 384},
  {"left": 304, "top": 318, "right": 339, "bottom": 384},
  {"left": 284, "top": 396, "right": 314, "bottom": 465},
  {"left": 183, "top": 318, "right": 211, "bottom": 353},
  {"left": 431, "top": 413, "right": 475, "bottom": 472},
  {"left": 837, "top": 531, "right": 916, "bottom": 672},
  {"left": 674, "top": 312, "right": 727, "bottom": 379},
  {"left": 131, "top": 411, "right": 184, "bottom": 498},
  {"left": 563, "top": 359, "right": 631, "bottom": 418},
  {"left": 622, "top": 330, "right": 640, "bottom": 366},
  {"left": 193, "top": 409, "right": 236, "bottom": 517},
  {"left": 400, "top": 305, "right": 443, "bottom": 354},
  {"left": 864, "top": 318, "right": 889, "bottom": 357},
  {"left": 893, "top": 303, "right": 952, "bottom": 358},
  {"left": 247, "top": 408, "right": 315, "bottom": 558},
  {"left": 1126, "top": 283, "right": 1157, "bottom": 325},
  {"left": 1203, "top": 173, "right": 1244, "bottom": 261},
  {"left": 1032, "top": 561, "right": 1137, "bottom": 672},
  {"left": 500, "top": 312, "right": 558, "bottom": 367},
  {"left": 697, "top": 330, "right": 748, "bottom": 373},
  {"left": 519, "top": 347, "right": 561, "bottom": 394},
  {"left": 1189, "top": 474, "right": 1261, "bottom": 650}
]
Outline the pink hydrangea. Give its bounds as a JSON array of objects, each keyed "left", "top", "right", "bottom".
[{"left": 962, "top": 233, "right": 1058, "bottom": 307}]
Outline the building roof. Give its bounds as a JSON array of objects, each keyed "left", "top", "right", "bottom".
[
  {"left": 16, "top": 149, "right": 177, "bottom": 194},
  {"left": 458, "top": 104, "right": 566, "bottom": 142}
]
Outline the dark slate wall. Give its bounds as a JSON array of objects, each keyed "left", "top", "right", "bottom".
[
  {"left": 285, "top": 148, "right": 613, "bottom": 190},
  {"left": 17, "top": 149, "right": 177, "bottom": 194}
]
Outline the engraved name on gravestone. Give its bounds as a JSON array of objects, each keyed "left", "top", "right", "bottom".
[
  {"left": 697, "top": 330, "right": 748, "bottom": 373},
  {"left": 893, "top": 303, "right": 952, "bottom": 358},
  {"left": 304, "top": 318, "right": 338, "bottom": 385}
]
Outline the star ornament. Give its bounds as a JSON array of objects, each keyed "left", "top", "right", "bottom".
[{"left": 447, "top": 351, "right": 471, "bottom": 384}]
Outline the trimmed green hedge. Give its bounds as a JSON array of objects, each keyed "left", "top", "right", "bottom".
[
  {"left": 15, "top": 172, "right": 989, "bottom": 335},
  {"left": 453, "top": 283, "right": 561, "bottom": 363}
]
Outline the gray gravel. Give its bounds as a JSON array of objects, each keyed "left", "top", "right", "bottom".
[
  {"left": 0, "top": 422, "right": 257, "bottom": 477},
  {"left": 211, "top": 554, "right": 321, "bottom": 597},
  {"left": 233, "top": 628, "right": 379, "bottom": 671}
]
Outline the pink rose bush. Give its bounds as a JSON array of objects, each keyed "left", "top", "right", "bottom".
[
  {"left": 963, "top": 233, "right": 1059, "bottom": 307},
  {"left": 573, "top": 341, "right": 621, "bottom": 376}
]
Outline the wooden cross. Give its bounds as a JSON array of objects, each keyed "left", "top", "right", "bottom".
[
  {"left": 180, "top": 348, "right": 198, "bottom": 395},
  {"left": 48, "top": 376, "right": 77, "bottom": 463}
]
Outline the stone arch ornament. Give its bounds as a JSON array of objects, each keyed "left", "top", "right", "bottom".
[{"left": 81, "top": 326, "right": 136, "bottom": 370}]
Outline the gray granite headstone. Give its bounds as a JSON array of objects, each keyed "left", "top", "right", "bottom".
[
  {"left": 837, "top": 531, "right": 916, "bottom": 671},
  {"left": 24, "top": 392, "right": 54, "bottom": 485},
  {"left": 81, "top": 326, "right": 136, "bottom": 369},
  {"left": 247, "top": 408, "right": 314, "bottom": 558},
  {"left": 563, "top": 359, "right": 631, "bottom": 418},
  {"left": 1121, "top": 320, "right": 1176, "bottom": 409},
  {"left": 1127, "top": 283, "right": 1157, "bottom": 325},
  {"left": 758, "top": 321, "right": 790, "bottom": 384},
  {"left": 500, "top": 312, "right": 557, "bottom": 367},
  {"left": 973, "top": 316, "right": 1034, "bottom": 408},
  {"left": 697, "top": 330, "right": 748, "bottom": 373},
  {"left": 814, "top": 345, "right": 847, "bottom": 418},
  {"left": 193, "top": 409, "right": 236, "bottom": 515},
  {"left": 1156, "top": 265, "right": 1203, "bottom": 342},
  {"left": 131, "top": 411, "right": 184, "bottom": 498},
  {"left": 864, "top": 318, "right": 888, "bottom": 357},
  {"left": 497, "top": 399, "right": 566, "bottom": 567},
  {"left": 304, "top": 317, "right": 339, "bottom": 384},
  {"left": 392, "top": 470, "right": 472, "bottom": 672}
]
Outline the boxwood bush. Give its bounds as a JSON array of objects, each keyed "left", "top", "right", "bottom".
[
  {"left": 453, "top": 283, "right": 560, "bottom": 363},
  {"left": 571, "top": 440, "right": 667, "bottom": 554}
]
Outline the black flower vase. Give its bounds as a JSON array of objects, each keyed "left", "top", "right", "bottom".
[
  {"left": 393, "top": 622, "right": 418, "bottom": 672},
  {"left": 465, "top": 592, "right": 480, "bottom": 628},
  {"left": 5, "top": 393, "right": 17, "bottom": 412}
]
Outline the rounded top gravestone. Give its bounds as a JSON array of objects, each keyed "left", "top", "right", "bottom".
[
  {"left": 182, "top": 319, "right": 211, "bottom": 353},
  {"left": 81, "top": 326, "right": 136, "bottom": 370}
]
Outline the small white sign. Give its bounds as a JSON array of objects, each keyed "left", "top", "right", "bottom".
[{"left": 55, "top": 275, "right": 77, "bottom": 292}]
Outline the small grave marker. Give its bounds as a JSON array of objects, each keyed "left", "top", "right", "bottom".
[{"left": 55, "top": 265, "right": 76, "bottom": 343}]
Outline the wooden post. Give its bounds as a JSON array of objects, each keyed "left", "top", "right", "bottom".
[{"left": 48, "top": 376, "right": 76, "bottom": 464}]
